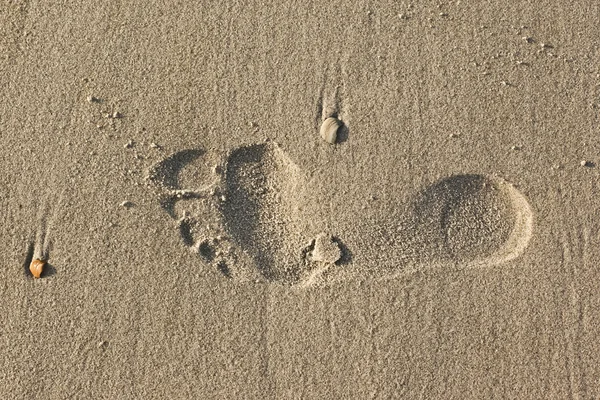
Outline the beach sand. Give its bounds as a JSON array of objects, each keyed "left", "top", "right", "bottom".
[{"left": 2, "top": 1, "right": 600, "bottom": 398}]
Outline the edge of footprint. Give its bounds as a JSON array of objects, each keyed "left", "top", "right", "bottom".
[{"left": 470, "top": 176, "right": 534, "bottom": 266}]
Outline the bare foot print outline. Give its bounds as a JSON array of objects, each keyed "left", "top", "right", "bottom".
[{"left": 148, "top": 145, "right": 533, "bottom": 286}]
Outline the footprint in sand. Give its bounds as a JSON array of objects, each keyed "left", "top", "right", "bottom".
[
  {"left": 148, "top": 142, "right": 344, "bottom": 286},
  {"left": 148, "top": 145, "right": 533, "bottom": 286},
  {"left": 387, "top": 174, "right": 534, "bottom": 271}
]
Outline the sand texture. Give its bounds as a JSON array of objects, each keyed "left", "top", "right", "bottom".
[{"left": 2, "top": 0, "right": 600, "bottom": 398}]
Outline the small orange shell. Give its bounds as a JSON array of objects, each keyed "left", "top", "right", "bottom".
[{"left": 29, "top": 259, "right": 46, "bottom": 279}]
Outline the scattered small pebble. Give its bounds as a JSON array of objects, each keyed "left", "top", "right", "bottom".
[
  {"left": 522, "top": 36, "right": 534, "bottom": 43},
  {"left": 511, "top": 145, "right": 522, "bottom": 150},
  {"left": 580, "top": 160, "right": 594, "bottom": 168},
  {"left": 29, "top": 259, "right": 46, "bottom": 279},
  {"left": 149, "top": 142, "right": 160, "bottom": 149},
  {"left": 439, "top": 12, "right": 448, "bottom": 17},
  {"left": 86, "top": 95, "right": 99, "bottom": 103},
  {"left": 320, "top": 117, "right": 342, "bottom": 144},
  {"left": 124, "top": 140, "right": 134, "bottom": 149},
  {"left": 120, "top": 201, "right": 134, "bottom": 208},
  {"left": 449, "top": 133, "right": 460, "bottom": 138},
  {"left": 112, "top": 111, "right": 122, "bottom": 119}
]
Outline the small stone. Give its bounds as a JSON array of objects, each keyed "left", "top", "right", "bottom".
[
  {"left": 320, "top": 117, "right": 342, "bottom": 144},
  {"left": 29, "top": 259, "right": 46, "bottom": 279},
  {"left": 149, "top": 142, "right": 160, "bottom": 149},
  {"left": 580, "top": 160, "right": 594, "bottom": 168},
  {"left": 311, "top": 233, "right": 342, "bottom": 264},
  {"left": 511, "top": 145, "right": 522, "bottom": 150},
  {"left": 120, "top": 201, "right": 134, "bottom": 208},
  {"left": 124, "top": 140, "right": 134, "bottom": 149},
  {"left": 173, "top": 189, "right": 195, "bottom": 198},
  {"left": 522, "top": 36, "right": 534, "bottom": 43},
  {"left": 112, "top": 111, "right": 122, "bottom": 119},
  {"left": 87, "top": 95, "right": 99, "bottom": 103}
]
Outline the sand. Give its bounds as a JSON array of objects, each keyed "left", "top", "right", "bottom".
[{"left": 2, "top": 0, "right": 600, "bottom": 398}]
